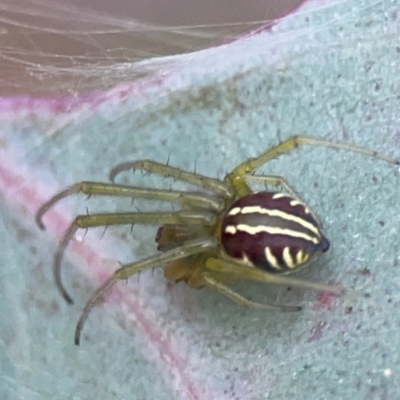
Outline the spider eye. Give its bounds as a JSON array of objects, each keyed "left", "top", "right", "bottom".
[{"left": 221, "top": 192, "right": 329, "bottom": 272}]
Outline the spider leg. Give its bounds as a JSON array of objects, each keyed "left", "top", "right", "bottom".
[
  {"left": 36, "top": 182, "right": 223, "bottom": 229},
  {"left": 75, "top": 237, "right": 218, "bottom": 345},
  {"left": 245, "top": 174, "right": 302, "bottom": 200},
  {"left": 55, "top": 210, "right": 216, "bottom": 304},
  {"left": 109, "top": 160, "right": 234, "bottom": 198},
  {"left": 227, "top": 135, "right": 399, "bottom": 196},
  {"left": 245, "top": 174, "right": 323, "bottom": 226},
  {"left": 202, "top": 272, "right": 301, "bottom": 312},
  {"left": 205, "top": 257, "right": 344, "bottom": 295}
]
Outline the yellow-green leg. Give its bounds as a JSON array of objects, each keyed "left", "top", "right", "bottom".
[
  {"left": 202, "top": 272, "right": 302, "bottom": 312},
  {"left": 74, "top": 237, "right": 218, "bottom": 345},
  {"left": 226, "top": 135, "right": 399, "bottom": 197},
  {"left": 205, "top": 257, "right": 344, "bottom": 295},
  {"left": 245, "top": 174, "right": 302, "bottom": 200},
  {"left": 245, "top": 174, "right": 322, "bottom": 225},
  {"left": 36, "top": 181, "right": 223, "bottom": 229},
  {"left": 55, "top": 210, "right": 217, "bottom": 304},
  {"left": 109, "top": 159, "right": 234, "bottom": 198}
]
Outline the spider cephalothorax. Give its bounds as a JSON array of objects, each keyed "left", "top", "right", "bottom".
[{"left": 36, "top": 135, "right": 399, "bottom": 345}]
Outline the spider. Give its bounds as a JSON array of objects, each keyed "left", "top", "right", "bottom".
[{"left": 36, "top": 135, "right": 399, "bottom": 345}]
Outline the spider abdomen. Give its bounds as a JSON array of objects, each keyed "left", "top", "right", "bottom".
[{"left": 221, "top": 192, "right": 330, "bottom": 273}]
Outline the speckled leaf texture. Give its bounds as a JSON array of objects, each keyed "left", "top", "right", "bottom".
[{"left": 1, "top": 1, "right": 400, "bottom": 399}]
